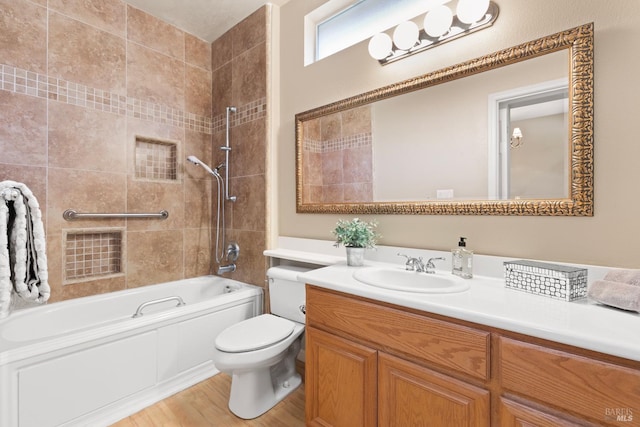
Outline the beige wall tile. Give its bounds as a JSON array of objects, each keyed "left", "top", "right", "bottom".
[
  {"left": 344, "top": 182, "right": 373, "bottom": 202},
  {"left": 0, "top": 0, "right": 47, "bottom": 73},
  {"left": 306, "top": 152, "right": 323, "bottom": 186},
  {"left": 184, "top": 227, "right": 212, "bottom": 277},
  {"left": 304, "top": 119, "right": 321, "bottom": 141},
  {"left": 185, "top": 33, "right": 212, "bottom": 71},
  {"left": 47, "top": 167, "right": 127, "bottom": 232},
  {"left": 230, "top": 174, "right": 265, "bottom": 232},
  {"left": 185, "top": 64, "right": 212, "bottom": 117},
  {"left": 127, "top": 41, "right": 185, "bottom": 109},
  {"left": 48, "top": 11, "right": 126, "bottom": 94},
  {"left": 0, "top": 91, "right": 47, "bottom": 166},
  {"left": 48, "top": 0, "right": 126, "bottom": 37},
  {"left": 231, "top": 43, "right": 266, "bottom": 107},
  {"left": 127, "top": 6, "right": 184, "bottom": 60},
  {"left": 211, "top": 31, "right": 232, "bottom": 72},
  {"left": 322, "top": 184, "right": 343, "bottom": 203},
  {"left": 212, "top": 63, "right": 232, "bottom": 117},
  {"left": 184, "top": 176, "right": 212, "bottom": 229},
  {"left": 126, "top": 229, "right": 184, "bottom": 288},
  {"left": 342, "top": 106, "right": 371, "bottom": 136},
  {"left": 0, "top": 1, "right": 269, "bottom": 303},
  {"left": 321, "top": 150, "right": 343, "bottom": 185},
  {"left": 222, "top": 229, "right": 265, "bottom": 287},
  {"left": 343, "top": 146, "right": 372, "bottom": 184},
  {"left": 184, "top": 130, "right": 212, "bottom": 179},
  {"left": 231, "top": 6, "right": 266, "bottom": 56},
  {"left": 48, "top": 102, "right": 127, "bottom": 172},
  {"left": 58, "top": 276, "right": 127, "bottom": 302},
  {"left": 229, "top": 119, "right": 265, "bottom": 177},
  {"left": 126, "top": 176, "right": 184, "bottom": 231},
  {"left": 320, "top": 113, "right": 342, "bottom": 141}
]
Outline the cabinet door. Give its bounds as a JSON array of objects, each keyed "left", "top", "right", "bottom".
[
  {"left": 378, "top": 353, "right": 490, "bottom": 427},
  {"left": 499, "top": 398, "right": 595, "bottom": 427},
  {"left": 306, "top": 326, "right": 378, "bottom": 427}
]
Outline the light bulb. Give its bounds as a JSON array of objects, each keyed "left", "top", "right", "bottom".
[
  {"left": 512, "top": 127, "right": 523, "bottom": 139},
  {"left": 456, "top": 0, "right": 490, "bottom": 24},
  {"left": 423, "top": 5, "right": 453, "bottom": 38},
  {"left": 393, "top": 21, "right": 419, "bottom": 50},
  {"left": 368, "top": 33, "right": 392, "bottom": 60}
]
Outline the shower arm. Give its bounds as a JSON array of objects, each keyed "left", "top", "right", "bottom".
[{"left": 223, "top": 106, "right": 237, "bottom": 202}]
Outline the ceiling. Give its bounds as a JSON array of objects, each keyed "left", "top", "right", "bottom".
[{"left": 123, "top": 0, "right": 292, "bottom": 43}]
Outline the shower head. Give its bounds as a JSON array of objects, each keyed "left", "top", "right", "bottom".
[{"left": 186, "top": 155, "right": 218, "bottom": 177}]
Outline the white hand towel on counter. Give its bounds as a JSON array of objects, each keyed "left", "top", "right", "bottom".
[
  {"left": 0, "top": 181, "right": 50, "bottom": 318},
  {"left": 588, "top": 268, "right": 640, "bottom": 313}
]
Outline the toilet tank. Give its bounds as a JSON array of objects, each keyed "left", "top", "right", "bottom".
[{"left": 267, "top": 265, "right": 311, "bottom": 324}]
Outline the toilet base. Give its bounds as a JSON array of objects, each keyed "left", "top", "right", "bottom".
[
  {"left": 227, "top": 336, "right": 303, "bottom": 419},
  {"left": 228, "top": 368, "right": 302, "bottom": 419}
]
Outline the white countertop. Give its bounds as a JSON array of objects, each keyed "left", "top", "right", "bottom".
[{"left": 298, "top": 261, "right": 640, "bottom": 363}]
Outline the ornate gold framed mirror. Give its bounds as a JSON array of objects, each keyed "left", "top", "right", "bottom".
[{"left": 295, "top": 23, "right": 593, "bottom": 216}]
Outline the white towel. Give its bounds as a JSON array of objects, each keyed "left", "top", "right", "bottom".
[{"left": 0, "top": 181, "right": 50, "bottom": 318}]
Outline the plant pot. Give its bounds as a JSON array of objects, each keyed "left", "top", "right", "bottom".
[{"left": 346, "top": 247, "right": 365, "bottom": 267}]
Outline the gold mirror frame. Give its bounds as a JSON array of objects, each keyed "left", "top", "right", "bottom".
[{"left": 295, "top": 23, "right": 593, "bottom": 216}]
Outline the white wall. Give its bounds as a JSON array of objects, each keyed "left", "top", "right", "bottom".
[{"left": 277, "top": 0, "right": 640, "bottom": 268}]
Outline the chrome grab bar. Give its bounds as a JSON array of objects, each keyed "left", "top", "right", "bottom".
[
  {"left": 63, "top": 209, "right": 169, "bottom": 221},
  {"left": 132, "top": 296, "right": 186, "bottom": 318}
]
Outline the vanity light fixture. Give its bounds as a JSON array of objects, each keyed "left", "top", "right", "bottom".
[
  {"left": 368, "top": 0, "right": 499, "bottom": 65},
  {"left": 510, "top": 127, "right": 523, "bottom": 148}
]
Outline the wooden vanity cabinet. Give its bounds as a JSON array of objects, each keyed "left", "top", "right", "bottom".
[
  {"left": 305, "top": 285, "right": 640, "bottom": 427},
  {"left": 305, "top": 327, "right": 377, "bottom": 426},
  {"left": 305, "top": 285, "right": 491, "bottom": 426}
]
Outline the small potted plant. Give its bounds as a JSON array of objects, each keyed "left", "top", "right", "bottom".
[{"left": 332, "top": 218, "right": 380, "bottom": 266}]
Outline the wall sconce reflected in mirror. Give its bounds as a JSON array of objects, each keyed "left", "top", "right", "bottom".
[
  {"left": 510, "top": 127, "right": 524, "bottom": 148},
  {"left": 368, "top": 0, "right": 499, "bottom": 65}
]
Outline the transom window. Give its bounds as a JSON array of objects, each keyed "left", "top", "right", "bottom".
[{"left": 305, "top": 0, "right": 443, "bottom": 65}]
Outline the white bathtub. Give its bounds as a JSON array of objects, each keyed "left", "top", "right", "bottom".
[{"left": 0, "top": 276, "right": 263, "bottom": 427}]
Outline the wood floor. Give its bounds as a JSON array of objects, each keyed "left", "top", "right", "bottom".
[{"left": 111, "top": 374, "right": 305, "bottom": 427}]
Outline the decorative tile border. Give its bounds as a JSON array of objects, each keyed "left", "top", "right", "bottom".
[
  {"left": 303, "top": 132, "right": 372, "bottom": 153},
  {"left": 211, "top": 97, "right": 267, "bottom": 133},
  {"left": 0, "top": 63, "right": 213, "bottom": 134}
]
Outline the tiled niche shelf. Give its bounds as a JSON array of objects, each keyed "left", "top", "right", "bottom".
[
  {"left": 135, "top": 137, "right": 178, "bottom": 181},
  {"left": 64, "top": 230, "right": 123, "bottom": 283}
]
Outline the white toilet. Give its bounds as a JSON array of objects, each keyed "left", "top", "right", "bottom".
[{"left": 212, "top": 265, "right": 310, "bottom": 419}]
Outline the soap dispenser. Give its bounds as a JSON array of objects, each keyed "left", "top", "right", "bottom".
[{"left": 452, "top": 237, "right": 473, "bottom": 279}]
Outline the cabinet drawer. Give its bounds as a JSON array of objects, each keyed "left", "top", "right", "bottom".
[
  {"left": 499, "top": 337, "right": 640, "bottom": 425},
  {"left": 306, "top": 286, "right": 489, "bottom": 380},
  {"left": 499, "top": 398, "right": 594, "bottom": 427}
]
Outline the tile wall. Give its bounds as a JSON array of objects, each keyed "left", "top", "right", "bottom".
[
  {"left": 210, "top": 7, "right": 270, "bottom": 288},
  {"left": 0, "top": 0, "right": 215, "bottom": 301},
  {"left": 302, "top": 105, "right": 373, "bottom": 203}
]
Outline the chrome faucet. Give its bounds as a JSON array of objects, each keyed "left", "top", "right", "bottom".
[
  {"left": 398, "top": 253, "right": 446, "bottom": 274},
  {"left": 217, "top": 264, "right": 236, "bottom": 274}
]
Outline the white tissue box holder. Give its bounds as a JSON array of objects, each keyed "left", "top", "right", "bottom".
[{"left": 504, "top": 260, "right": 588, "bottom": 301}]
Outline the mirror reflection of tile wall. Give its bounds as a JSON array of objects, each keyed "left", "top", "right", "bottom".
[{"left": 302, "top": 105, "right": 373, "bottom": 203}]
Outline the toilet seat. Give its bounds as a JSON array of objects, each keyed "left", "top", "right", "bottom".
[{"left": 215, "top": 314, "right": 295, "bottom": 353}]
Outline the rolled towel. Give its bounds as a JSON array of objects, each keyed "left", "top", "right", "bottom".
[
  {"left": 588, "top": 280, "right": 640, "bottom": 313},
  {"left": 603, "top": 269, "right": 640, "bottom": 287}
]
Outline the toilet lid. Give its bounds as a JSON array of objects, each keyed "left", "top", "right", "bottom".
[{"left": 215, "top": 314, "right": 296, "bottom": 353}]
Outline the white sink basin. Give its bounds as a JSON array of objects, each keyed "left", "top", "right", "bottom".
[{"left": 353, "top": 267, "right": 470, "bottom": 294}]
